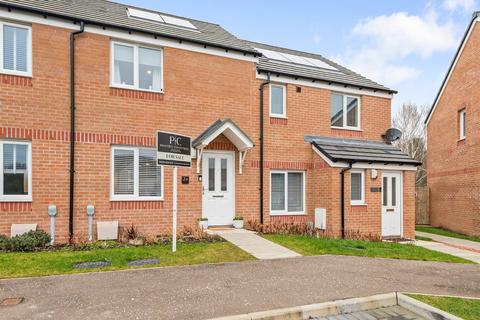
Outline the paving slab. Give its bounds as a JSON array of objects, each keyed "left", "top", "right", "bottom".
[
  {"left": 415, "top": 240, "right": 480, "bottom": 263},
  {"left": 416, "top": 231, "right": 480, "bottom": 252},
  {"left": 209, "top": 229, "right": 301, "bottom": 260},
  {"left": 314, "top": 306, "right": 425, "bottom": 320}
]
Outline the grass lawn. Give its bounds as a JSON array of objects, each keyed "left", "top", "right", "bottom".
[
  {"left": 0, "top": 241, "right": 254, "bottom": 279},
  {"left": 415, "top": 235, "right": 433, "bottom": 241},
  {"left": 416, "top": 225, "right": 480, "bottom": 243},
  {"left": 263, "top": 234, "right": 473, "bottom": 263},
  {"left": 408, "top": 294, "right": 480, "bottom": 320}
]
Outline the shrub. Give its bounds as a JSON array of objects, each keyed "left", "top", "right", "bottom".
[
  {"left": 0, "top": 234, "right": 8, "bottom": 251},
  {"left": 233, "top": 216, "right": 243, "bottom": 221},
  {"left": 126, "top": 224, "right": 140, "bottom": 240},
  {"left": 2, "top": 230, "right": 51, "bottom": 252},
  {"left": 178, "top": 226, "right": 222, "bottom": 243}
]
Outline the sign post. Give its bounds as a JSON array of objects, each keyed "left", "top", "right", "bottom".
[{"left": 157, "top": 131, "right": 191, "bottom": 253}]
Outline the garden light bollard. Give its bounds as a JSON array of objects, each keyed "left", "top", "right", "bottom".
[
  {"left": 48, "top": 205, "right": 57, "bottom": 245},
  {"left": 86, "top": 205, "right": 95, "bottom": 241}
]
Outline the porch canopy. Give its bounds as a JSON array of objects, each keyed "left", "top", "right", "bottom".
[
  {"left": 193, "top": 119, "right": 254, "bottom": 174},
  {"left": 305, "top": 136, "right": 421, "bottom": 166}
]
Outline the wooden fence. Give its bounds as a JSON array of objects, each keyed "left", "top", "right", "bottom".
[{"left": 415, "top": 186, "right": 429, "bottom": 225}]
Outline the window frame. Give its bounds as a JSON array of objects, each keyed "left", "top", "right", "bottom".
[
  {"left": 0, "top": 140, "right": 32, "bottom": 202},
  {"left": 269, "top": 84, "right": 287, "bottom": 118},
  {"left": 110, "top": 40, "right": 164, "bottom": 93},
  {"left": 110, "top": 146, "right": 164, "bottom": 201},
  {"left": 269, "top": 170, "right": 306, "bottom": 215},
  {"left": 330, "top": 93, "right": 361, "bottom": 130},
  {"left": 350, "top": 169, "right": 365, "bottom": 205},
  {"left": 459, "top": 109, "right": 466, "bottom": 140},
  {"left": 0, "top": 21, "right": 32, "bottom": 77}
]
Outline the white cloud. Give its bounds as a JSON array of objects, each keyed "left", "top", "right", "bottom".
[
  {"left": 335, "top": 10, "right": 458, "bottom": 86},
  {"left": 443, "top": 0, "right": 476, "bottom": 12}
]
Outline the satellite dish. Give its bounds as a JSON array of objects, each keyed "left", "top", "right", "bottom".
[{"left": 384, "top": 128, "right": 402, "bottom": 144}]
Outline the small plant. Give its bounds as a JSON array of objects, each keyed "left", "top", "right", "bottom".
[
  {"left": 233, "top": 216, "right": 243, "bottom": 220},
  {"left": 198, "top": 217, "right": 208, "bottom": 221},
  {"left": 126, "top": 224, "right": 139, "bottom": 240},
  {"left": 1, "top": 230, "right": 51, "bottom": 252}
]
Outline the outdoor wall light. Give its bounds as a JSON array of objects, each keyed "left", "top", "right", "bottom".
[{"left": 371, "top": 169, "right": 378, "bottom": 180}]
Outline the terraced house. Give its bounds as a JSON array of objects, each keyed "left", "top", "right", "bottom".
[{"left": 0, "top": 0, "right": 419, "bottom": 243}]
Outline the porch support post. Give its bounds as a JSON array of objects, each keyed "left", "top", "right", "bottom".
[
  {"left": 196, "top": 147, "right": 204, "bottom": 174},
  {"left": 239, "top": 149, "right": 248, "bottom": 175}
]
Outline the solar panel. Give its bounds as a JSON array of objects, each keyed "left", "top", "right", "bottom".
[
  {"left": 160, "top": 15, "right": 197, "bottom": 29},
  {"left": 255, "top": 47, "right": 337, "bottom": 71},
  {"left": 127, "top": 8, "right": 197, "bottom": 30}
]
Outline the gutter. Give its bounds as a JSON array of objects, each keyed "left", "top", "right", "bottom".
[
  {"left": 69, "top": 21, "right": 84, "bottom": 242},
  {"left": 259, "top": 73, "right": 271, "bottom": 224},
  {"left": 339, "top": 162, "right": 353, "bottom": 239},
  {"left": 1, "top": 3, "right": 259, "bottom": 57}
]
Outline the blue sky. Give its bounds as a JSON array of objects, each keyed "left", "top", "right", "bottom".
[{"left": 120, "top": 0, "right": 477, "bottom": 114}]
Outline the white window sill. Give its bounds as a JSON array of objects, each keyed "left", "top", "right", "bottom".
[
  {"left": 110, "top": 84, "right": 164, "bottom": 94},
  {"left": 351, "top": 202, "right": 367, "bottom": 206},
  {"left": 331, "top": 126, "right": 362, "bottom": 132},
  {"left": 110, "top": 197, "right": 164, "bottom": 202},
  {"left": 0, "top": 196, "right": 32, "bottom": 202},
  {"left": 458, "top": 137, "right": 466, "bottom": 142},
  {"left": 269, "top": 211, "right": 306, "bottom": 216},
  {"left": 0, "top": 69, "right": 32, "bottom": 78}
]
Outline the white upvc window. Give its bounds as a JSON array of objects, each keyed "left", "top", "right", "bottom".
[
  {"left": 350, "top": 169, "right": 365, "bottom": 205},
  {"left": 0, "top": 21, "right": 32, "bottom": 77},
  {"left": 270, "top": 170, "right": 305, "bottom": 215},
  {"left": 270, "top": 84, "right": 286, "bottom": 118},
  {"left": 459, "top": 109, "right": 466, "bottom": 140},
  {"left": 110, "top": 41, "right": 163, "bottom": 93},
  {"left": 0, "top": 140, "right": 32, "bottom": 202},
  {"left": 330, "top": 93, "right": 361, "bottom": 130},
  {"left": 110, "top": 146, "right": 164, "bottom": 201}
]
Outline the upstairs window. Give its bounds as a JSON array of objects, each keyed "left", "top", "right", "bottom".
[
  {"left": 111, "top": 41, "right": 163, "bottom": 92},
  {"left": 330, "top": 93, "right": 360, "bottom": 129},
  {"left": 0, "top": 141, "right": 32, "bottom": 202},
  {"left": 270, "top": 84, "right": 286, "bottom": 118},
  {"left": 459, "top": 109, "right": 466, "bottom": 140},
  {"left": 111, "top": 146, "right": 163, "bottom": 201},
  {"left": 1, "top": 22, "right": 31, "bottom": 76}
]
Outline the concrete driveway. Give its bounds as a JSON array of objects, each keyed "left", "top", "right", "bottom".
[{"left": 0, "top": 255, "right": 479, "bottom": 320}]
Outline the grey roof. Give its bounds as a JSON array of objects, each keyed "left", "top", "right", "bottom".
[
  {"left": 192, "top": 119, "right": 254, "bottom": 148},
  {"left": 426, "top": 11, "right": 480, "bottom": 124},
  {"left": 306, "top": 136, "right": 421, "bottom": 166},
  {"left": 0, "top": 0, "right": 257, "bottom": 54},
  {"left": 245, "top": 41, "right": 395, "bottom": 94}
]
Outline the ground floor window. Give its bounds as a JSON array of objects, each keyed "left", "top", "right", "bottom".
[
  {"left": 350, "top": 169, "right": 365, "bottom": 205},
  {"left": 270, "top": 170, "right": 305, "bottom": 215},
  {"left": 0, "top": 140, "right": 32, "bottom": 202},
  {"left": 110, "top": 146, "right": 163, "bottom": 201}
]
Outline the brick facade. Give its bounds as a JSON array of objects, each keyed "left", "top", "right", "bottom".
[
  {"left": 0, "top": 19, "right": 415, "bottom": 242},
  {"left": 427, "top": 22, "right": 480, "bottom": 237}
]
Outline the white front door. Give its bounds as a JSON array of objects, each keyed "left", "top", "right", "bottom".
[
  {"left": 202, "top": 152, "right": 235, "bottom": 226},
  {"left": 381, "top": 171, "right": 402, "bottom": 237}
]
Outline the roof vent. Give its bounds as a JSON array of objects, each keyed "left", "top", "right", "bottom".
[{"left": 383, "top": 128, "right": 402, "bottom": 144}]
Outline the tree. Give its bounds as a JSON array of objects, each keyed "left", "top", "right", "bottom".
[{"left": 392, "top": 102, "right": 428, "bottom": 186}]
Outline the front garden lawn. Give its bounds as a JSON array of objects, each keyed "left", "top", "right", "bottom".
[
  {"left": 263, "top": 234, "right": 473, "bottom": 263},
  {"left": 0, "top": 241, "right": 254, "bottom": 279},
  {"left": 416, "top": 225, "right": 480, "bottom": 243},
  {"left": 407, "top": 294, "right": 480, "bottom": 320}
]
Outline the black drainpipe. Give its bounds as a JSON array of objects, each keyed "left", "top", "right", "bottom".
[
  {"left": 69, "top": 22, "right": 85, "bottom": 242},
  {"left": 339, "top": 162, "right": 353, "bottom": 239},
  {"left": 259, "top": 73, "right": 271, "bottom": 224}
]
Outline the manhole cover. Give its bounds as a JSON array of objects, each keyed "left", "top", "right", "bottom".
[
  {"left": 0, "top": 297, "right": 24, "bottom": 307},
  {"left": 127, "top": 258, "right": 160, "bottom": 266},
  {"left": 73, "top": 261, "right": 111, "bottom": 269}
]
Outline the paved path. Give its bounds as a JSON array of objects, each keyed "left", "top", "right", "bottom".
[
  {"left": 415, "top": 231, "right": 480, "bottom": 263},
  {"left": 314, "top": 305, "right": 425, "bottom": 320},
  {"left": 1, "top": 255, "right": 479, "bottom": 320},
  {"left": 209, "top": 228, "right": 300, "bottom": 259}
]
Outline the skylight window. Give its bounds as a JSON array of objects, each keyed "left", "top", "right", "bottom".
[
  {"left": 127, "top": 8, "right": 197, "bottom": 30},
  {"left": 255, "top": 47, "right": 338, "bottom": 71}
]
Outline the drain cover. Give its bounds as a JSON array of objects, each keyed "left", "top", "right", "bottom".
[
  {"left": 0, "top": 297, "right": 24, "bottom": 307},
  {"left": 127, "top": 258, "right": 160, "bottom": 266}
]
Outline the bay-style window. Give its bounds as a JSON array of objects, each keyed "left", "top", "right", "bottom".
[
  {"left": 330, "top": 93, "right": 360, "bottom": 129},
  {"left": 350, "top": 170, "right": 365, "bottom": 205},
  {"left": 1, "top": 21, "right": 31, "bottom": 76},
  {"left": 111, "top": 146, "right": 163, "bottom": 201},
  {"left": 111, "top": 41, "right": 163, "bottom": 92},
  {"left": 270, "top": 84, "right": 286, "bottom": 118},
  {"left": 0, "top": 141, "right": 32, "bottom": 202},
  {"left": 270, "top": 171, "right": 305, "bottom": 214}
]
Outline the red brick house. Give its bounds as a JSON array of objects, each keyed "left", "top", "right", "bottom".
[
  {"left": 426, "top": 12, "right": 480, "bottom": 237},
  {"left": 0, "top": 0, "right": 419, "bottom": 243}
]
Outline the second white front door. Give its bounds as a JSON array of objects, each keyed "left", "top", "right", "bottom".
[
  {"left": 381, "top": 171, "right": 402, "bottom": 237},
  {"left": 202, "top": 152, "right": 235, "bottom": 226}
]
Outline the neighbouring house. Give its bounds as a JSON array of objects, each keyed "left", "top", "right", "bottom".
[
  {"left": 425, "top": 11, "right": 480, "bottom": 237},
  {"left": 0, "top": 0, "right": 419, "bottom": 243}
]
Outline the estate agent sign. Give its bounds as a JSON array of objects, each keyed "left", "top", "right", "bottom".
[{"left": 157, "top": 131, "right": 191, "bottom": 167}]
